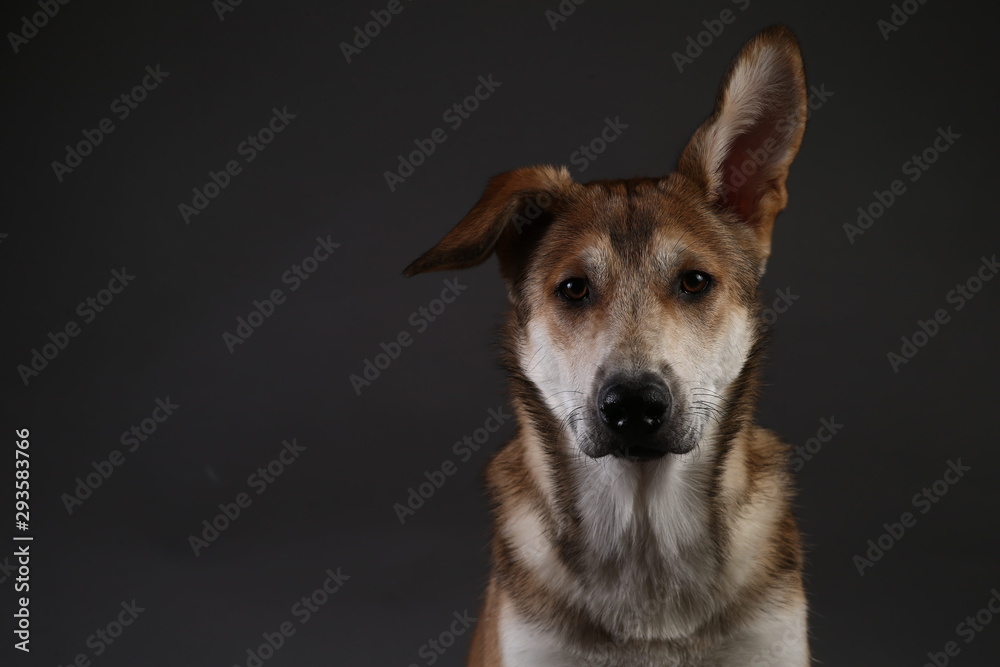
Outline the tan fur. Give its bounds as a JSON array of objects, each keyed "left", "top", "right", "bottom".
[
  {"left": 407, "top": 26, "right": 811, "bottom": 666},
  {"left": 468, "top": 579, "right": 503, "bottom": 664}
]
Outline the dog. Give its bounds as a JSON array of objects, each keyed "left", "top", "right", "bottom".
[{"left": 405, "top": 26, "right": 811, "bottom": 667}]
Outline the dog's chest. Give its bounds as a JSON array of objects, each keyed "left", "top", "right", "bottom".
[
  {"left": 566, "top": 458, "right": 722, "bottom": 638},
  {"left": 499, "top": 604, "right": 709, "bottom": 667}
]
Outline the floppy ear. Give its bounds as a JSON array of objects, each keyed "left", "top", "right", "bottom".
[
  {"left": 677, "top": 26, "right": 807, "bottom": 253},
  {"left": 404, "top": 165, "right": 574, "bottom": 278}
]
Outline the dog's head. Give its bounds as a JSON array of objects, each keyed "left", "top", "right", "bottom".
[{"left": 406, "top": 27, "right": 806, "bottom": 463}]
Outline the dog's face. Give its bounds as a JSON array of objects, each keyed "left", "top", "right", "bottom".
[
  {"left": 407, "top": 27, "right": 806, "bottom": 463},
  {"left": 514, "top": 179, "right": 765, "bottom": 461}
]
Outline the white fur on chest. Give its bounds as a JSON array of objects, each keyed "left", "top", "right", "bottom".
[
  {"left": 570, "top": 448, "right": 722, "bottom": 640},
  {"left": 497, "top": 593, "right": 809, "bottom": 667}
]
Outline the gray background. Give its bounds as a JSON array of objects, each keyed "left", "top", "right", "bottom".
[{"left": 2, "top": 0, "right": 999, "bottom": 665}]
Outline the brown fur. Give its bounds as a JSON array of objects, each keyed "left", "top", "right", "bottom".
[{"left": 407, "top": 26, "right": 811, "bottom": 666}]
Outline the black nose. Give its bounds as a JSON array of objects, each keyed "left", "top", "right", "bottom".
[{"left": 598, "top": 381, "right": 670, "bottom": 437}]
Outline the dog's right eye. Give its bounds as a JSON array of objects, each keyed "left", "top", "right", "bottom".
[{"left": 558, "top": 278, "right": 589, "bottom": 301}]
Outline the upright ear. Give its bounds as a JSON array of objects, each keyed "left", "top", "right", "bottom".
[
  {"left": 404, "top": 165, "right": 574, "bottom": 279},
  {"left": 677, "top": 26, "right": 807, "bottom": 254}
]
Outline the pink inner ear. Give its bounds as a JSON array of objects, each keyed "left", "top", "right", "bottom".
[{"left": 720, "top": 117, "right": 787, "bottom": 225}]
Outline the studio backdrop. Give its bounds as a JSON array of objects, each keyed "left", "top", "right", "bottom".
[{"left": 2, "top": 0, "right": 998, "bottom": 665}]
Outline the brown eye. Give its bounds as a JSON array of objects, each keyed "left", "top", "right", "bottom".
[
  {"left": 680, "top": 271, "right": 711, "bottom": 295},
  {"left": 559, "top": 278, "right": 589, "bottom": 301}
]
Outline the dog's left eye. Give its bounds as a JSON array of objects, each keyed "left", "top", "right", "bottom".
[
  {"left": 558, "top": 278, "right": 589, "bottom": 301},
  {"left": 680, "top": 271, "right": 711, "bottom": 295}
]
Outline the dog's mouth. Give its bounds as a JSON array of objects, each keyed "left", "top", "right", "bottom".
[{"left": 612, "top": 445, "right": 669, "bottom": 462}]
